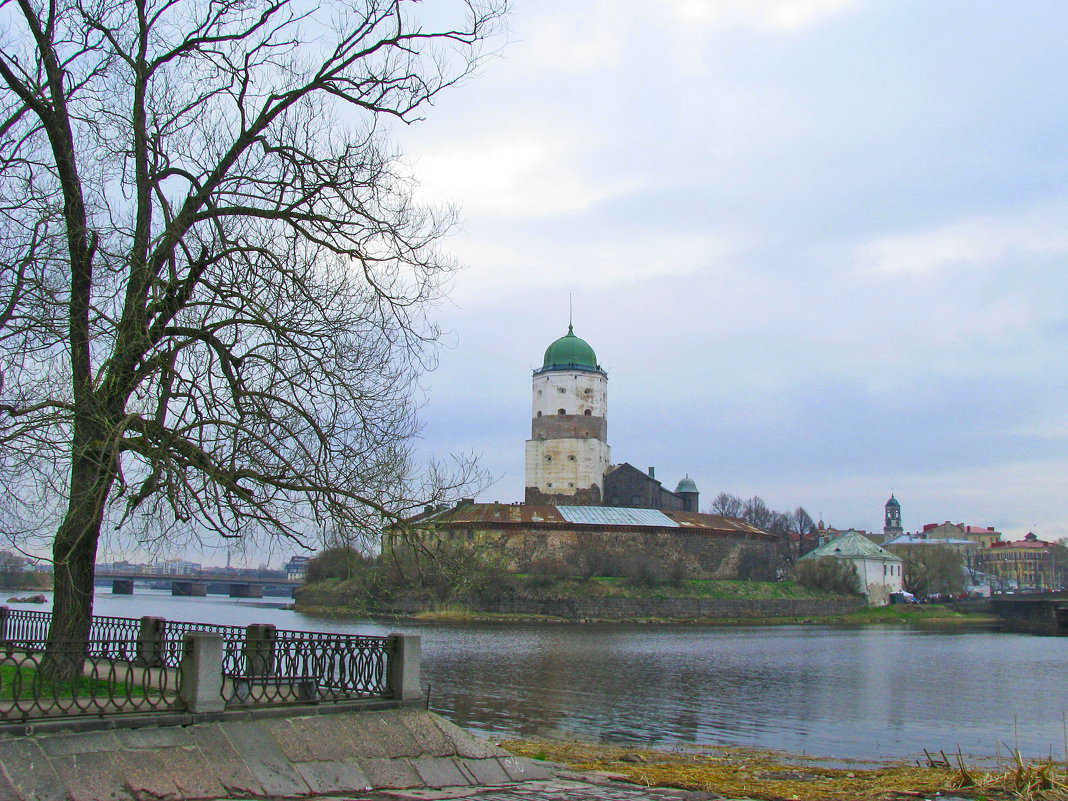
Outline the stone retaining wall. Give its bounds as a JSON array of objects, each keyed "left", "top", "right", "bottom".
[
  {"left": 377, "top": 595, "right": 865, "bottom": 621},
  {"left": 0, "top": 708, "right": 549, "bottom": 800}
]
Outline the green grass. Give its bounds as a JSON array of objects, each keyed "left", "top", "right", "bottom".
[{"left": 0, "top": 662, "right": 165, "bottom": 700}]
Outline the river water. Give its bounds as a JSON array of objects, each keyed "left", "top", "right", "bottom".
[{"left": 10, "top": 589, "right": 1067, "bottom": 763}]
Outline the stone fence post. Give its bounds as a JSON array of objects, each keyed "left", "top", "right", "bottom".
[
  {"left": 388, "top": 633, "right": 421, "bottom": 701},
  {"left": 245, "top": 623, "right": 277, "bottom": 677},
  {"left": 179, "top": 631, "right": 225, "bottom": 713},
  {"left": 0, "top": 606, "right": 8, "bottom": 641},
  {"left": 136, "top": 616, "right": 166, "bottom": 666}
]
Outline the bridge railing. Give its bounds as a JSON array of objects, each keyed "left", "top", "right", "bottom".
[{"left": 0, "top": 607, "right": 419, "bottom": 722}]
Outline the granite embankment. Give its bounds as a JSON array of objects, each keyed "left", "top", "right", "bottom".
[
  {"left": 294, "top": 581, "right": 867, "bottom": 622},
  {"left": 0, "top": 708, "right": 552, "bottom": 800},
  {"left": 361, "top": 595, "right": 866, "bottom": 621}
]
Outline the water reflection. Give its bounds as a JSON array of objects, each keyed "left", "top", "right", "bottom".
[{"left": 12, "top": 590, "right": 1066, "bottom": 761}]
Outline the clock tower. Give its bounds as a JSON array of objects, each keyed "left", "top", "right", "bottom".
[{"left": 884, "top": 494, "right": 903, "bottom": 539}]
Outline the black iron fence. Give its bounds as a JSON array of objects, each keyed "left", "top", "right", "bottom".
[
  {"left": 223, "top": 629, "right": 393, "bottom": 705},
  {"left": 0, "top": 639, "right": 179, "bottom": 719},
  {"left": 0, "top": 608, "right": 409, "bottom": 722},
  {"left": 0, "top": 608, "right": 141, "bottom": 655}
]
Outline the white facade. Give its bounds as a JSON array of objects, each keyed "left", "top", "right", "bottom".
[
  {"left": 851, "top": 556, "right": 904, "bottom": 606},
  {"left": 801, "top": 531, "right": 904, "bottom": 606},
  {"left": 525, "top": 434, "right": 611, "bottom": 495},
  {"left": 531, "top": 371, "right": 607, "bottom": 418}
]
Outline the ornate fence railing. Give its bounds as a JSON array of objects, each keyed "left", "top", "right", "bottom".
[
  {"left": 0, "top": 607, "right": 415, "bottom": 722},
  {"left": 224, "top": 629, "right": 394, "bottom": 705},
  {"left": 161, "top": 619, "right": 245, "bottom": 669},
  {"left": 0, "top": 638, "right": 179, "bottom": 719},
  {"left": 2, "top": 609, "right": 141, "bottom": 657}
]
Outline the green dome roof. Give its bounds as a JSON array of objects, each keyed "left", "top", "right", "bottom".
[
  {"left": 675, "top": 475, "right": 698, "bottom": 494},
  {"left": 540, "top": 325, "right": 601, "bottom": 372},
  {"left": 886, "top": 494, "right": 900, "bottom": 507}
]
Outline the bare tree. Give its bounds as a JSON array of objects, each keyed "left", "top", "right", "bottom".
[
  {"left": 900, "top": 546, "right": 964, "bottom": 597},
  {"left": 790, "top": 506, "right": 814, "bottom": 560},
  {"left": 742, "top": 496, "right": 774, "bottom": 530},
  {"left": 709, "top": 491, "right": 743, "bottom": 518},
  {"left": 0, "top": 0, "right": 504, "bottom": 665}
]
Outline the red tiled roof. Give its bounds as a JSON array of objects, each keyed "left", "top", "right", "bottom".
[{"left": 989, "top": 539, "right": 1051, "bottom": 549}]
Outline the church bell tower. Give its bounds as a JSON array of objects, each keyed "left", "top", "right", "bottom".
[
  {"left": 884, "top": 494, "right": 903, "bottom": 539},
  {"left": 524, "top": 325, "right": 610, "bottom": 505}
]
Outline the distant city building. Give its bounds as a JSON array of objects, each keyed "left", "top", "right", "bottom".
[
  {"left": 148, "top": 559, "right": 201, "bottom": 576},
  {"left": 799, "top": 531, "right": 904, "bottom": 605},
  {"left": 885, "top": 532, "right": 979, "bottom": 561},
  {"left": 285, "top": 556, "right": 311, "bottom": 580},
  {"left": 921, "top": 522, "right": 1002, "bottom": 549},
  {"left": 980, "top": 532, "right": 1055, "bottom": 591},
  {"left": 97, "top": 560, "right": 146, "bottom": 574}
]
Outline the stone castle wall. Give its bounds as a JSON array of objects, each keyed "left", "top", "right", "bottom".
[
  {"left": 376, "top": 595, "right": 865, "bottom": 621},
  {"left": 444, "top": 526, "right": 777, "bottom": 581}
]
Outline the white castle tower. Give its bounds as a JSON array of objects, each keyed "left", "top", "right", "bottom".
[{"left": 524, "top": 325, "right": 611, "bottom": 505}]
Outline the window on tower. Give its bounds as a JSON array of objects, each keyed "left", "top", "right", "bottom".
[
  {"left": 584, "top": 409, "right": 592, "bottom": 416},
  {"left": 558, "top": 408, "right": 566, "bottom": 415},
  {"left": 536, "top": 411, "right": 542, "bottom": 417}
]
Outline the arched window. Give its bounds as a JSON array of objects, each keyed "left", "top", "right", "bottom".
[
  {"left": 536, "top": 411, "right": 542, "bottom": 417},
  {"left": 584, "top": 409, "right": 592, "bottom": 416},
  {"left": 558, "top": 408, "right": 566, "bottom": 415}
]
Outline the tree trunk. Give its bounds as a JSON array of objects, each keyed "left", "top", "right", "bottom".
[{"left": 44, "top": 433, "right": 115, "bottom": 682}]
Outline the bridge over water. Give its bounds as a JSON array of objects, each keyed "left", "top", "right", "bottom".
[
  {"left": 94, "top": 568, "right": 301, "bottom": 598},
  {"left": 990, "top": 590, "right": 1068, "bottom": 635}
]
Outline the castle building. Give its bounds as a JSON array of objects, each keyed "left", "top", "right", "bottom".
[
  {"left": 524, "top": 325, "right": 698, "bottom": 511},
  {"left": 524, "top": 325, "right": 611, "bottom": 505},
  {"left": 386, "top": 323, "right": 770, "bottom": 580}
]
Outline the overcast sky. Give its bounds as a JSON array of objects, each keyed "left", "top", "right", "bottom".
[{"left": 388, "top": 0, "right": 1068, "bottom": 543}]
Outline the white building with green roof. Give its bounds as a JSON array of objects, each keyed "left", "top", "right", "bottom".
[{"left": 800, "top": 531, "right": 904, "bottom": 605}]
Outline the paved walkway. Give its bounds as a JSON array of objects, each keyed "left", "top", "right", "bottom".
[{"left": 300, "top": 774, "right": 724, "bottom": 801}]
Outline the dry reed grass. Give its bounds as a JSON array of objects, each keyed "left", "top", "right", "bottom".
[{"left": 501, "top": 739, "right": 1068, "bottom": 801}]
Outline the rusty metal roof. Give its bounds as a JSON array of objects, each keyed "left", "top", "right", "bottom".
[
  {"left": 661, "top": 511, "right": 766, "bottom": 534},
  {"left": 420, "top": 503, "right": 773, "bottom": 538}
]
